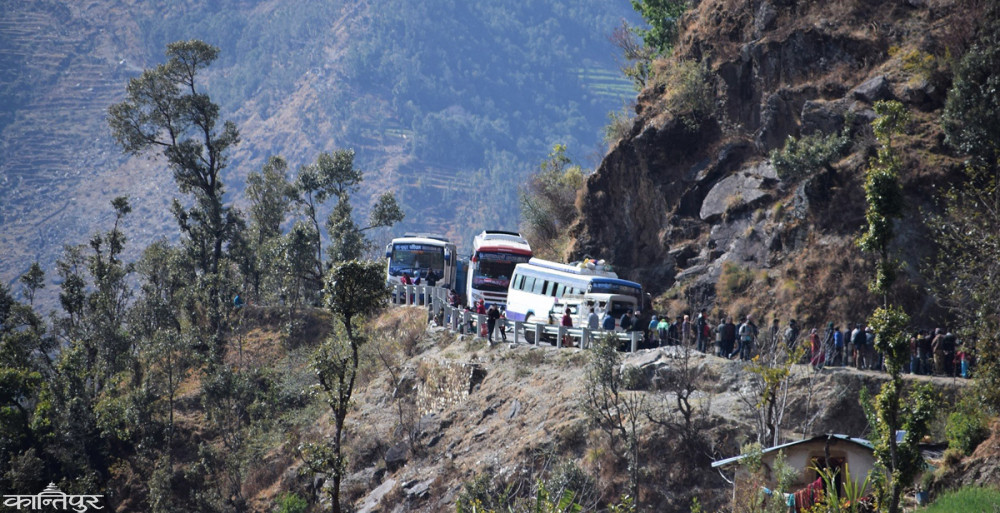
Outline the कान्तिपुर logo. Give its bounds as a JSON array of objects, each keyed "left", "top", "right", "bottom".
[{"left": 2, "top": 483, "right": 104, "bottom": 512}]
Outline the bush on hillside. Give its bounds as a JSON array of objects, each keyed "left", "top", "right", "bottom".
[
  {"left": 945, "top": 395, "right": 990, "bottom": 455},
  {"left": 652, "top": 59, "right": 717, "bottom": 131},
  {"left": 770, "top": 127, "right": 852, "bottom": 181}
]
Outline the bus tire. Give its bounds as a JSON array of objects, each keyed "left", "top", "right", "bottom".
[{"left": 523, "top": 314, "right": 535, "bottom": 344}]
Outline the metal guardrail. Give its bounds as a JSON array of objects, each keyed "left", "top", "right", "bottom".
[{"left": 389, "top": 284, "right": 643, "bottom": 352}]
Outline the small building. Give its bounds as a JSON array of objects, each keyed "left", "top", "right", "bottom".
[{"left": 712, "top": 434, "right": 876, "bottom": 495}]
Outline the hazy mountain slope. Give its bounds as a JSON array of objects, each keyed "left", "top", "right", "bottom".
[{"left": 0, "top": 0, "right": 636, "bottom": 307}]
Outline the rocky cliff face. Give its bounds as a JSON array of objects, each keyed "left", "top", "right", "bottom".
[{"left": 570, "top": 0, "right": 978, "bottom": 325}]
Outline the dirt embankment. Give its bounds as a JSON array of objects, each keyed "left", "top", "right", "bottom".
[{"left": 321, "top": 309, "right": 968, "bottom": 512}]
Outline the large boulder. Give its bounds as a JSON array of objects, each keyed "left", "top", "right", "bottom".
[
  {"left": 851, "top": 75, "right": 891, "bottom": 104},
  {"left": 699, "top": 161, "right": 778, "bottom": 222}
]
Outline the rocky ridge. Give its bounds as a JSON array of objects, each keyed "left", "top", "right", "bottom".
[{"left": 569, "top": 0, "right": 979, "bottom": 325}]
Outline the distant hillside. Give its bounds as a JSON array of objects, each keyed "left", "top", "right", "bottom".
[{"left": 0, "top": 0, "right": 636, "bottom": 306}]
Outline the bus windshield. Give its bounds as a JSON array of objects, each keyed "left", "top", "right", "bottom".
[
  {"left": 389, "top": 243, "right": 445, "bottom": 277},
  {"left": 472, "top": 252, "right": 531, "bottom": 292}
]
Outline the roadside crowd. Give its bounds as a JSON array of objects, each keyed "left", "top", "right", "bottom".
[{"left": 639, "top": 310, "right": 972, "bottom": 378}]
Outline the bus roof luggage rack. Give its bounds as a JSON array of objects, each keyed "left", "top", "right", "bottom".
[{"left": 527, "top": 257, "right": 615, "bottom": 277}]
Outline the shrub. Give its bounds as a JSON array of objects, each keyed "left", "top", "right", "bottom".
[
  {"left": 603, "top": 104, "right": 635, "bottom": 147},
  {"left": 456, "top": 472, "right": 517, "bottom": 512},
  {"left": 652, "top": 59, "right": 717, "bottom": 130},
  {"left": 274, "top": 492, "right": 308, "bottom": 513},
  {"left": 941, "top": 447, "right": 963, "bottom": 469},
  {"left": 945, "top": 396, "right": 990, "bottom": 455},
  {"left": 942, "top": 16, "right": 1000, "bottom": 172},
  {"left": 769, "top": 127, "right": 852, "bottom": 181},
  {"left": 717, "top": 262, "right": 755, "bottom": 300}
]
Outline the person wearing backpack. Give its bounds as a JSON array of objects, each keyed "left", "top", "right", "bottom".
[{"left": 657, "top": 316, "right": 669, "bottom": 347}]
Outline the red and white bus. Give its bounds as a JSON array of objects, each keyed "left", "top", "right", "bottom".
[{"left": 465, "top": 230, "right": 532, "bottom": 308}]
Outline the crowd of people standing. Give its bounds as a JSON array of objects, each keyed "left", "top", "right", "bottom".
[{"left": 637, "top": 310, "right": 972, "bottom": 378}]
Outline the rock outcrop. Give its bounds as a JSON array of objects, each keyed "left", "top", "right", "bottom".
[{"left": 570, "top": 0, "right": 971, "bottom": 324}]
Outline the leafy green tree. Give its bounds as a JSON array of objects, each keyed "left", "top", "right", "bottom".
[
  {"left": 143, "top": 329, "right": 193, "bottom": 461},
  {"left": 131, "top": 240, "right": 189, "bottom": 338},
  {"left": 87, "top": 196, "right": 136, "bottom": 389},
  {"left": 858, "top": 101, "right": 907, "bottom": 301},
  {"left": 19, "top": 262, "right": 45, "bottom": 307},
  {"left": 280, "top": 221, "right": 322, "bottom": 307},
  {"left": 304, "top": 260, "right": 389, "bottom": 513},
  {"left": 630, "top": 0, "right": 687, "bottom": 56},
  {"left": 245, "top": 156, "right": 297, "bottom": 301},
  {"left": 0, "top": 283, "right": 50, "bottom": 494},
  {"left": 942, "top": 8, "right": 1000, "bottom": 175},
  {"left": 295, "top": 150, "right": 361, "bottom": 284},
  {"left": 858, "top": 101, "right": 936, "bottom": 513},
  {"left": 326, "top": 191, "right": 405, "bottom": 262},
  {"left": 933, "top": 8, "right": 1000, "bottom": 413},
  {"left": 296, "top": 150, "right": 404, "bottom": 273},
  {"left": 108, "top": 40, "right": 241, "bottom": 356},
  {"left": 20, "top": 199, "right": 139, "bottom": 498},
  {"left": 201, "top": 365, "right": 276, "bottom": 513}
]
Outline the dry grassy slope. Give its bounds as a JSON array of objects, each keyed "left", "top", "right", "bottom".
[
  {"left": 261, "top": 307, "right": 967, "bottom": 512},
  {"left": 569, "top": 0, "right": 982, "bottom": 327}
]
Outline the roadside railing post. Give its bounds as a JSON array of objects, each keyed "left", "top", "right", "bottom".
[
  {"left": 631, "top": 331, "right": 639, "bottom": 353},
  {"left": 534, "top": 323, "right": 543, "bottom": 346},
  {"left": 581, "top": 327, "right": 590, "bottom": 349},
  {"left": 514, "top": 321, "right": 522, "bottom": 344}
]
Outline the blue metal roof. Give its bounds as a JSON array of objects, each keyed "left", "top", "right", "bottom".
[{"left": 711, "top": 434, "right": 874, "bottom": 468}]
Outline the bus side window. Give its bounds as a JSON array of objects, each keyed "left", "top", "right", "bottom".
[
  {"left": 530, "top": 278, "right": 542, "bottom": 294},
  {"left": 541, "top": 281, "right": 550, "bottom": 295},
  {"left": 557, "top": 284, "right": 566, "bottom": 297}
]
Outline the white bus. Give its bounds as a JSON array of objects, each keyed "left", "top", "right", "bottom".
[
  {"left": 505, "top": 258, "right": 643, "bottom": 340},
  {"left": 385, "top": 234, "right": 457, "bottom": 289},
  {"left": 465, "top": 230, "right": 532, "bottom": 308}
]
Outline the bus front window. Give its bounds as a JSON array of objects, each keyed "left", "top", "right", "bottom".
[
  {"left": 608, "top": 300, "right": 634, "bottom": 318},
  {"left": 472, "top": 252, "right": 530, "bottom": 292},
  {"left": 390, "top": 244, "right": 445, "bottom": 277}
]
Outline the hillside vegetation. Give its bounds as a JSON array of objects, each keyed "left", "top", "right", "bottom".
[{"left": 4, "top": 0, "right": 1000, "bottom": 511}]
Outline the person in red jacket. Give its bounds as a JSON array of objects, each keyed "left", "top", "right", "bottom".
[{"left": 561, "top": 307, "right": 573, "bottom": 347}]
